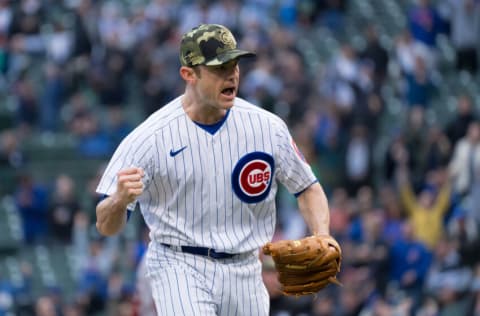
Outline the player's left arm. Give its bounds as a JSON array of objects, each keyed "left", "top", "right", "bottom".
[
  {"left": 296, "top": 182, "right": 330, "bottom": 236},
  {"left": 264, "top": 121, "right": 341, "bottom": 296},
  {"left": 272, "top": 120, "right": 331, "bottom": 236}
]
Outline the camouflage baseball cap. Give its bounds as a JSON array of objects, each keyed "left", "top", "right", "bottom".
[{"left": 180, "top": 24, "right": 255, "bottom": 67}]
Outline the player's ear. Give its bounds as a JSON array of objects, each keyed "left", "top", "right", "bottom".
[{"left": 180, "top": 66, "right": 198, "bottom": 83}]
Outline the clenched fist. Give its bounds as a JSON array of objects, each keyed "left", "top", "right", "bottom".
[{"left": 115, "top": 167, "right": 144, "bottom": 204}]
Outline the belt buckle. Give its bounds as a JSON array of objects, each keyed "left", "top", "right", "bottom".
[{"left": 207, "top": 248, "right": 213, "bottom": 258}]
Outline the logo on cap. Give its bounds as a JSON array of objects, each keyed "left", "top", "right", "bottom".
[
  {"left": 219, "top": 29, "right": 236, "bottom": 48},
  {"left": 179, "top": 24, "right": 254, "bottom": 67},
  {"left": 232, "top": 152, "right": 274, "bottom": 203}
]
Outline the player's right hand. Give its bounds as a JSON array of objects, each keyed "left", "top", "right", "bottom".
[{"left": 114, "top": 167, "right": 144, "bottom": 205}]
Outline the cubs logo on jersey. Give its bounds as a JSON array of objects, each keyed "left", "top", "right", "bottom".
[{"left": 231, "top": 151, "right": 274, "bottom": 203}]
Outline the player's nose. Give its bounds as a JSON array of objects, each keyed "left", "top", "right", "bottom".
[{"left": 225, "top": 70, "right": 238, "bottom": 83}]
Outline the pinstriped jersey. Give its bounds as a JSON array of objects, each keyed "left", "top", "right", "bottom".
[{"left": 96, "top": 96, "right": 317, "bottom": 253}]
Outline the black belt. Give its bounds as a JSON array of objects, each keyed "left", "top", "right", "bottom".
[{"left": 161, "top": 243, "right": 237, "bottom": 259}]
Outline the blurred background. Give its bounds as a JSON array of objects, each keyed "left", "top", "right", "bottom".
[{"left": 0, "top": 0, "right": 479, "bottom": 315}]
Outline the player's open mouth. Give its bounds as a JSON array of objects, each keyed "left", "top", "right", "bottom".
[{"left": 221, "top": 87, "right": 235, "bottom": 97}]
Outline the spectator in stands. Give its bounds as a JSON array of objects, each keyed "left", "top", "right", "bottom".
[
  {"left": 34, "top": 295, "right": 57, "bottom": 316},
  {"left": 48, "top": 174, "right": 80, "bottom": 244},
  {"left": 388, "top": 221, "right": 433, "bottom": 310},
  {"left": 313, "top": 100, "right": 340, "bottom": 153},
  {"left": 0, "top": 129, "right": 25, "bottom": 169},
  {"left": 415, "top": 295, "right": 439, "bottom": 315},
  {"left": 395, "top": 29, "right": 435, "bottom": 76},
  {"left": 332, "top": 43, "right": 359, "bottom": 85},
  {"left": 405, "top": 56, "right": 434, "bottom": 107},
  {"left": 378, "top": 184, "right": 405, "bottom": 246},
  {"left": 69, "top": 0, "right": 93, "bottom": 58},
  {"left": 350, "top": 83, "right": 383, "bottom": 136},
  {"left": 0, "top": 0, "right": 13, "bottom": 36},
  {"left": 69, "top": 108, "right": 113, "bottom": 158},
  {"left": 277, "top": 0, "right": 297, "bottom": 27},
  {"left": 67, "top": 0, "right": 95, "bottom": 92},
  {"left": 360, "top": 24, "right": 389, "bottom": 88},
  {"left": 367, "top": 296, "right": 414, "bottom": 316},
  {"left": 317, "top": 0, "right": 346, "bottom": 32},
  {"left": 348, "top": 207, "right": 390, "bottom": 295},
  {"left": 11, "top": 261, "right": 35, "bottom": 315},
  {"left": 425, "top": 237, "right": 473, "bottom": 311},
  {"left": 466, "top": 189, "right": 480, "bottom": 238},
  {"left": 64, "top": 92, "right": 113, "bottom": 159},
  {"left": 445, "top": 94, "right": 477, "bottom": 146},
  {"left": 105, "top": 107, "right": 132, "bottom": 149},
  {"left": 447, "top": 207, "right": 480, "bottom": 266},
  {"left": 40, "top": 63, "right": 66, "bottom": 132},
  {"left": 384, "top": 133, "right": 412, "bottom": 183},
  {"left": 138, "top": 47, "right": 179, "bottom": 116},
  {"left": 449, "top": 121, "right": 480, "bottom": 197},
  {"left": 132, "top": 21, "right": 180, "bottom": 115},
  {"left": 61, "top": 301, "right": 84, "bottom": 316},
  {"left": 446, "top": 0, "right": 480, "bottom": 74},
  {"left": 72, "top": 212, "right": 119, "bottom": 315},
  {"left": 421, "top": 125, "right": 452, "bottom": 175},
  {"left": 10, "top": 0, "right": 43, "bottom": 35},
  {"left": 0, "top": 273, "right": 14, "bottom": 315},
  {"left": 397, "top": 165, "right": 451, "bottom": 250},
  {"left": 325, "top": 43, "right": 360, "bottom": 130},
  {"left": 104, "top": 270, "right": 133, "bottom": 315},
  {"left": 45, "top": 19, "right": 72, "bottom": 66},
  {"left": 336, "top": 282, "right": 371, "bottom": 316},
  {"left": 13, "top": 77, "right": 39, "bottom": 132},
  {"left": 241, "top": 56, "right": 282, "bottom": 112},
  {"left": 468, "top": 265, "right": 480, "bottom": 315},
  {"left": 346, "top": 187, "right": 374, "bottom": 242},
  {"left": 310, "top": 291, "right": 336, "bottom": 316},
  {"left": 407, "top": 0, "right": 445, "bottom": 48},
  {"left": 403, "top": 106, "right": 429, "bottom": 184},
  {"left": 14, "top": 173, "right": 49, "bottom": 244},
  {"left": 274, "top": 47, "right": 310, "bottom": 125},
  {"left": 0, "top": 33, "right": 9, "bottom": 87},
  {"left": 344, "top": 124, "right": 373, "bottom": 196},
  {"left": 328, "top": 187, "right": 351, "bottom": 240},
  {"left": 90, "top": 49, "right": 129, "bottom": 110},
  {"left": 178, "top": 0, "right": 211, "bottom": 34}
]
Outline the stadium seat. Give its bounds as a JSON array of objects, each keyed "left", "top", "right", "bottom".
[{"left": 0, "top": 197, "right": 23, "bottom": 253}]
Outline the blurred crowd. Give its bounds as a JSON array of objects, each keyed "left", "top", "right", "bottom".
[{"left": 0, "top": 0, "right": 480, "bottom": 315}]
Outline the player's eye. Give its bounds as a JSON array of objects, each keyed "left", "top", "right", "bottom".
[{"left": 212, "top": 60, "right": 238, "bottom": 73}]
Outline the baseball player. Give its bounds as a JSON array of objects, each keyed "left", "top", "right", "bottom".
[{"left": 95, "top": 24, "right": 332, "bottom": 315}]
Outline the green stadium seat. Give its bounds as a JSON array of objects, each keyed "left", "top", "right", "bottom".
[
  {"left": 21, "top": 133, "right": 78, "bottom": 162},
  {"left": 0, "top": 197, "right": 23, "bottom": 252},
  {"left": 2, "top": 256, "right": 25, "bottom": 289}
]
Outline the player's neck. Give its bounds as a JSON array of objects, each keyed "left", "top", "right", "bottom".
[{"left": 181, "top": 93, "right": 227, "bottom": 125}]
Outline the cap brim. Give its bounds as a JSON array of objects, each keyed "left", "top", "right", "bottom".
[{"left": 204, "top": 49, "right": 256, "bottom": 66}]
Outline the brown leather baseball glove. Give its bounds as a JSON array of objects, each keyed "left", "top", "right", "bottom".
[{"left": 262, "top": 235, "right": 342, "bottom": 296}]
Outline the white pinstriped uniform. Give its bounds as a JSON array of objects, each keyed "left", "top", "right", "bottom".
[{"left": 96, "top": 96, "right": 317, "bottom": 315}]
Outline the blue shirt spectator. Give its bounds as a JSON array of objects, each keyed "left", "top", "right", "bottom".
[
  {"left": 405, "top": 56, "right": 434, "bottom": 107},
  {"left": 389, "top": 223, "right": 433, "bottom": 291},
  {"left": 408, "top": 0, "right": 446, "bottom": 47},
  {"left": 14, "top": 174, "right": 49, "bottom": 244}
]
